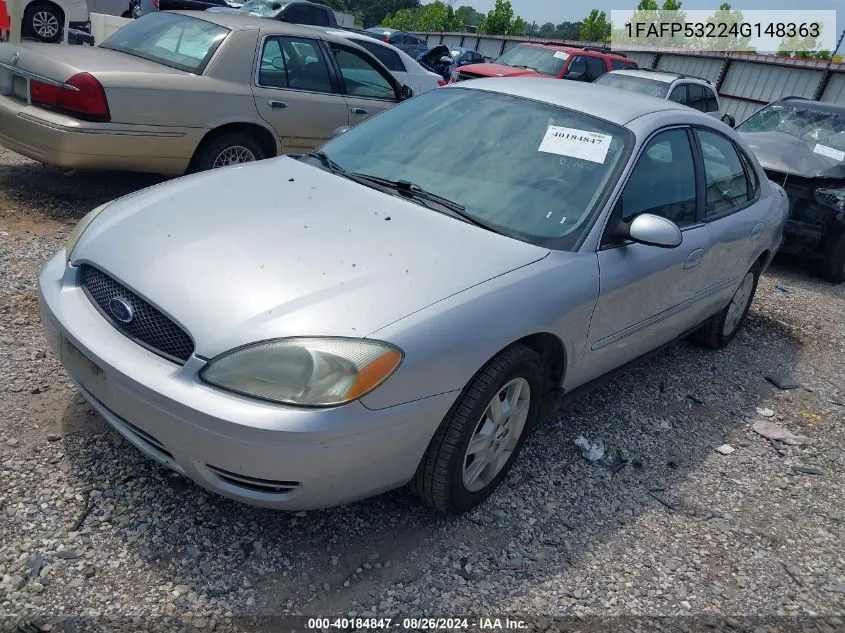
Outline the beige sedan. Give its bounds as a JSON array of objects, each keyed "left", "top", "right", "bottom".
[{"left": 0, "top": 11, "right": 413, "bottom": 174}]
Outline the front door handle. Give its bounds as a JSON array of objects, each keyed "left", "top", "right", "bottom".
[
  {"left": 750, "top": 223, "right": 764, "bottom": 241},
  {"left": 268, "top": 100, "right": 287, "bottom": 109},
  {"left": 350, "top": 107, "right": 368, "bottom": 115},
  {"left": 684, "top": 248, "right": 705, "bottom": 269}
]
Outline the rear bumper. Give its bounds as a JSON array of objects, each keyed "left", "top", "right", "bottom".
[{"left": 0, "top": 96, "right": 203, "bottom": 175}]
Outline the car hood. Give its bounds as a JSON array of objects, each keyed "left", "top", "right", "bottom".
[
  {"left": 740, "top": 131, "right": 845, "bottom": 180},
  {"left": 459, "top": 63, "right": 542, "bottom": 78},
  {"left": 73, "top": 157, "right": 549, "bottom": 358}
]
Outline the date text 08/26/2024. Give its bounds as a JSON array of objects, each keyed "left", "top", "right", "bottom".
[{"left": 306, "top": 617, "right": 528, "bottom": 630}]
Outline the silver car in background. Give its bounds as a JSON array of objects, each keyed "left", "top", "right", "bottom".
[{"left": 38, "top": 79, "right": 788, "bottom": 514}]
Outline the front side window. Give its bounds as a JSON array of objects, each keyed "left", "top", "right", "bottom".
[
  {"left": 495, "top": 44, "right": 569, "bottom": 76},
  {"left": 332, "top": 47, "right": 396, "bottom": 99},
  {"left": 594, "top": 73, "right": 670, "bottom": 98},
  {"left": 619, "top": 129, "right": 697, "bottom": 227},
  {"left": 565, "top": 56, "right": 587, "bottom": 79},
  {"left": 697, "top": 130, "right": 751, "bottom": 217},
  {"left": 668, "top": 84, "right": 686, "bottom": 103},
  {"left": 101, "top": 13, "right": 228, "bottom": 74},
  {"left": 258, "top": 36, "right": 333, "bottom": 93},
  {"left": 686, "top": 84, "right": 706, "bottom": 111},
  {"left": 315, "top": 88, "right": 632, "bottom": 249}
]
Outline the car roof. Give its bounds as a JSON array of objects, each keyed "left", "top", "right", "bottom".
[
  {"left": 607, "top": 68, "right": 712, "bottom": 85},
  {"left": 453, "top": 77, "right": 695, "bottom": 126},
  {"left": 175, "top": 10, "right": 347, "bottom": 42},
  {"left": 779, "top": 96, "right": 845, "bottom": 114},
  {"left": 517, "top": 42, "right": 631, "bottom": 61}
]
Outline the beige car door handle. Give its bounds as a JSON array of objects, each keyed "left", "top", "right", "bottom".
[
  {"left": 350, "top": 107, "right": 368, "bottom": 115},
  {"left": 268, "top": 100, "right": 287, "bottom": 109}
]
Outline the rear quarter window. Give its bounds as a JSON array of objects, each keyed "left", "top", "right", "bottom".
[{"left": 101, "top": 13, "right": 229, "bottom": 74}]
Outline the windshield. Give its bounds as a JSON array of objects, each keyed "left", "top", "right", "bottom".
[
  {"left": 594, "top": 73, "right": 670, "bottom": 99},
  {"left": 737, "top": 102, "right": 845, "bottom": 155},
  {"left": 494, "top": 44, "right": 568, "bottom": 76},
  {"left": 315, "top": 88, "right": 632, "bottom": 250},
  {"left": 101, "top": 13, "right": 228, "bottom": 74},
  {"left": 238, "top": 0, "right": 285, "bottom": 16}
]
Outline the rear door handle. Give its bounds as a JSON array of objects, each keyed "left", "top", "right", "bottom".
[
  {"left": 350, "top": 107, "right": 368, "bottom": 115},
  {"left": 750, "top": 223, "right": 764, "bottom": 241},
  {"left": 684, "top": 248, "right": 705, "bottom": 269},
  {"left": 268, "top": 100, "right": 287, "bottom": 109}
]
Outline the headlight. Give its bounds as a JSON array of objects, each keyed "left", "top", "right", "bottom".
[
  {"left": 200, "top": 337, "right": 403, "bottom": 406},
  {"left": 815, "top": 187, "right": 845, "bottom": 212},
  {"left": 66, "top": 203, "right": 110, "bottom": 260}
]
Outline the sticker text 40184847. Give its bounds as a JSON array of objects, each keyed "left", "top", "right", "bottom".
[{"left": 538, "top": 126, "right": 612, "bottom": 164}]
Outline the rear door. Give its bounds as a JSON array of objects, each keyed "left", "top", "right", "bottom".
[
  {"left": 251, "top": 35, "right": 350, "bottom": 153},
  {"left": 327, "top": 43, "right": 402, "bottom": 126},
  {"left": 694, "top": 127, "right": 768, "bottom": 313},
  {"left": 582, "top": 127, "right": 713, "bottom": 381}
]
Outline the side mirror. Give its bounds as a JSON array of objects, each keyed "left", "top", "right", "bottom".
[
  {"left": 400, "top": 84, "right": 414, "bottom": 100},
  {"left": 332, "top": 125, "right": 350, "bottom": 137},
  {"left": 721, "top": 113, "right": 736, "bottom": 128},
  {"left": 271, "top": 57, "right": 284, "bottom": 71},
  {"left": 627, "top": 213, "right": 682, "bottom": 248}
]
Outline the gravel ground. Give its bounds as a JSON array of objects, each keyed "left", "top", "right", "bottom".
[{"left": 1, "top": 147, "right": 844, "bottom": 633}]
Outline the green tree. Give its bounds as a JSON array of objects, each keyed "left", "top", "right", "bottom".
[
  {"left": 348, "top": 0, "right": 419, "bottom": 29},
  {"left": 778, "top": 22, "right": 825, "bottom": 58},
  {"left": 555, "top": 21, "right": 583, "bottom": 40},
  {"left": 320, "top": 0, "right": 347, "bottom": 10},
  {"left": 382, "top": 7, "right": 418, "bottom": 30},
  {"left": 455, "top": 5, "right": 485, "bottom": 27},
  {"left": 478, "top": 0, "right": 524, "bottom": 35},
  {"left": 415, "top": 1, "right": 452, "bottom": 31},
  {"left": 580, "top": 9, "right": 611, "bottom": 42},
  {"left": 695, "top": 2, "right": 752, "bottom": 51}
]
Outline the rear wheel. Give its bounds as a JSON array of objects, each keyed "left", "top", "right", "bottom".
[
  {"left": 192, "top": 132, "right": 266, "bottom": 173},
  {"left": 413, "top": 344, "right": 543, "bottom": 514},
  {"left": 818, "top": 231, "right": 845, "bottom": 284},
  {"left": 690, "top": 264, "right": 760, "bottom": 349},
  {"left": 25, "top": 2, "right": 63, "bottom": 43}
]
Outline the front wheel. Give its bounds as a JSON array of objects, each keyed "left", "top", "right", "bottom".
[
  {"left": 413, "top": 344, "right": 543, "bottom": 514},
  {"left": 690, "top": 265, "right": 760, "bottom": 349}
]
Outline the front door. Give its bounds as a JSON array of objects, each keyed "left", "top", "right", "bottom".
[
  {"left": 327, "top": 43, "right": 401, "bottom": 128},
  {"left": 582, "top": 127, "right": 713, "bottom": 382},
  {"left": 252, "top": 35, "right": 350, "bottom": 154}
]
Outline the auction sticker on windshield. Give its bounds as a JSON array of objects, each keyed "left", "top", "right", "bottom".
[
  {"left": 539, "top": 126, "right": 612, "bottom": 164},
  {"left": 554, "top": 51, "right": 569, "bottom": 60},
  {"left": 813, "top": 143, "right": 845, "bottom": 162}
]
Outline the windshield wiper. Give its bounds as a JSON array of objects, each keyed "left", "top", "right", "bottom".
[
  {"left": 349, "top": 173, "right": 501, "bottom": 234},
  {"left": 304, "top": 150, "right": 346, "bottom": 175}
]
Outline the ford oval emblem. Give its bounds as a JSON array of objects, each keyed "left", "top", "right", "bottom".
[
  {"left": 108, "top": 297, "right": 134, "bottom": 324},
  {"left": 10, "top": 52, "right": 20, "bottom": 67}
]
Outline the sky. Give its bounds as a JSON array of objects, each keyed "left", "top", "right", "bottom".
[{"left": 469, "top": 0, "right": 845, "bottom": 52}]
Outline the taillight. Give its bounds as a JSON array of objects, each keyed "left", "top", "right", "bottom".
[{"left": 30, "top": 72, "right": 110, "bottom": 122}]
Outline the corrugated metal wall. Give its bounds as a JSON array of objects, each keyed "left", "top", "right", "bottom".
[{"left": 417, "top": 32, "right": 845, "bottom": 121}]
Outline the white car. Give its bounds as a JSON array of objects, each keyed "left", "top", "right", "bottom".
[
  {"left": 595, "top": 69, "right": 736, "bottom": 127},
  {"left": 21, "top": 0, "right": 90, "bottom": 42},
  {"left": 305, "top": 26, "right": 444, "bottom": 95}
]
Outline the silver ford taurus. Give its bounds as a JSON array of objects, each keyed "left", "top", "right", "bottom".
[{"left": 38, "top": 78, "right": 788, "bottom": 514}]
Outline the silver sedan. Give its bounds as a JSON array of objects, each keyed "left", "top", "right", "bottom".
[{"left": 38, "top": 78, "right": 789, "bottom": 514}]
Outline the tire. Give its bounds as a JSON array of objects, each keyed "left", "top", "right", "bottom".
[
  {"left": 25, "top": 2, "right": 63, "bottom": 43},
  {"left": 192, "top": 132, "right": 266, "bottom": 173},
  {"left": 413, "top": 344, "right": 544, "bottom": 515},
  {"left": 818, "top": 231, "right": 845, "bottom": 284},
  {"left": 690, "top": 264, "right": 760, "bottom": 350}
]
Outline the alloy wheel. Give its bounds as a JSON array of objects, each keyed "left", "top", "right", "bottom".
[
  {"left": 211, "top": 146, "right": 257, "bottom": 168},
  {"left": 462, "top": 377, "right": 531, "bottom": 493},
  {"left": 33, "top": 11, "right": 60, "bottom": 39}
]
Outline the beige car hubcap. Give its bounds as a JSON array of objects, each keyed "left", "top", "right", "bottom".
[{"left": 212, "top": 146, "right": 256, "bottom": 168}]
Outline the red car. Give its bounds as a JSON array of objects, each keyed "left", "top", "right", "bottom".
[{"left": 449, "top": 43, "right": 637, "bottom": 84}]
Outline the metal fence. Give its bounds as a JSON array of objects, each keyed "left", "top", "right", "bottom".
[{"left": 419, "top": 32, "right": 845, "bottom": 122}]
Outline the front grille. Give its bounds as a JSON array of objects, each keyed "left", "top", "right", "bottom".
[{"left": 79, "top": 264, "right": 194, "bottom": 364}]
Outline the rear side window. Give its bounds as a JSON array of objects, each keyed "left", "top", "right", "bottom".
[
  {"left": 703, "top": 86, "right": 719, "bottom": 112},
  {"left": 697, "top": 129, "right": 752, "bottom": 217},
  {"left": 100, "top": 13, "right": 228, "bottom": 74},
  {"left": 284, "top": 4, "right": 312, "bottom": 23},
  {"left": 611, "top": 59, "right": 637, "bottom": 70},
  {"left": 356, "top": 40, "right": 405, "bottom": 73},
  {"left": 313, "top": 8, "right": 331, "bottom": 26},
  {"left": 258, "top": 36, "right": 333, "bottom": 93}
]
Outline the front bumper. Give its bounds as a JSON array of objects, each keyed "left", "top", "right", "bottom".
[
  {"left": 38, "top": 252, "right": 457, "bottom": 510},
  {"left": 0, "top": 96, "right": 202, "bottom": 175}
]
